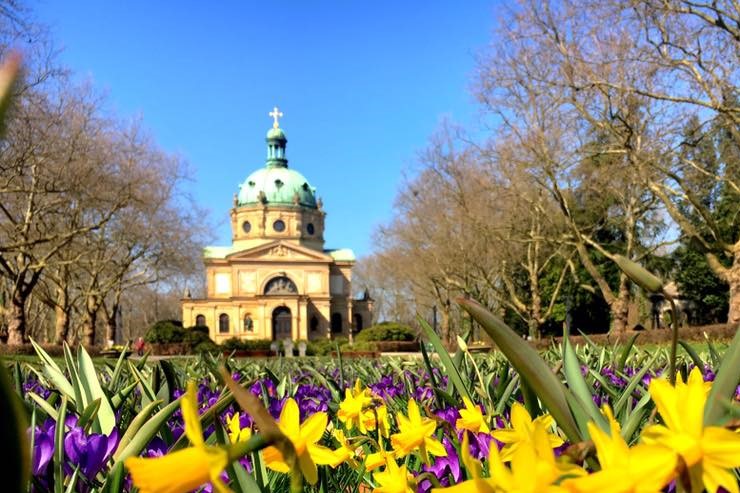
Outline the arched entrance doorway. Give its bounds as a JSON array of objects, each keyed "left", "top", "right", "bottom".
[{"left": 272, "top": 306, "right": 292, "bottom": 341}]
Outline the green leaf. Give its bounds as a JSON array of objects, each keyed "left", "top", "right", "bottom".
[
  {"left": 612, "top": 350, "right": 660, "bottom": 416},
  {"left": 110, "top": 380, "right": 140, "bottom": 409},
  {"left": 417, "top": 316, "right": 472, "bottom": 402},
  {"left": 77, "top": 398, "right": 101, "bottom": 432},
  {"left": 678, "top": 340, "right": 704, "bottom": 369},
  {"left": 562, "top": 335, "right": 608, "bottom": 432},
  {"left": 112, "top": 398, "right": 181, "bottom": 464},
  {"left": 108, "top": 343, "right": 130, "bottom": 392},
  {"left": 112, "top": 399, "right": 164, "bottom": 461},
  {"left": 0, "top": 360, "right": 29, "bottom": 493},
  {"left": 77, "top": 344, "right": 116, "bottom": 435},
  {"left": 617, "top": 333, "right": 639, "bottom": 372},
  {"left": 704, "top": 327, "right": 740, "bottom": 426},
  {"left": 30, "top": 339, "right": 75, "bottom": 401},
  {"left": 458, "top": 298, "right": 582, "bottom": 443},
  {"left": 27, "top": 391, "right": 58, "bottom": 419},
  {"left": 54, "top": 397, "right": 68, "bottom": 493}
]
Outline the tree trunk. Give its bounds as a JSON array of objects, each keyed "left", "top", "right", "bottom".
[
  {"left": 610, "top": 275, "right": 631, "bottom": 333},
  {"left": 54, "top": 286, "right": 70, "bottom": 345},
  {"left": 6, "top": 289, "right": 26, "bottom": 345},
  {"left": 726, "top": 249, "right": 740, "bottom": 325},
  {"left": 105, "top": 303, "right": 118, "bottom": 345},
  {"left": 82, "top": 295, "right": 99, "bottom": 347},
  {"left": 54, "top": 305, "right": 69, "bottom": 345}
]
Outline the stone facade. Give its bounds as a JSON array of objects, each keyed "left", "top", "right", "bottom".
[{"left": 181, "top": 112, "right": 372, "bottom": 343}]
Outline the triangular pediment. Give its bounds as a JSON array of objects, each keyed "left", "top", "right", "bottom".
[{"left": 225, "top": 241, "right": 333, "bottom": 263}]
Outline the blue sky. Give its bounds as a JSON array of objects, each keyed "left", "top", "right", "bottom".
[{"left": 34, "top": 1, "right": 499, "bottom": 257}]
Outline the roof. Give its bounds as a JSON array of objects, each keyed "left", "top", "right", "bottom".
[
  {"left": 203, "top": 246, "right": 237, "bottom": 259},
  {"left": 325, "top": 248, "right": 356, "bottom": 262},
  {"left": 237, "top": 166, "right": 317, "bottom": 208}
]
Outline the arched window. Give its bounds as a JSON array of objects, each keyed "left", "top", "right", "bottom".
[
  {"left": 243, "top": 314, "right": 253, "bottom": 332},
  {"left": 218, "top": 313, "right": 230, "bottom": 333},
  {"left": 353, "top": 314, "right": 363, "bottom": 333},
  {"left": 195, "top": 314, "right": 206, "bottom": 327},
  {"left": 331, "top": 313, "right": 342, "bottom": 333},
  {"left": 264, "top": 276, "right": 298, "bottom": 295},
  {"left": 310, "top": 316, "right": 319, "bottom": 332}
]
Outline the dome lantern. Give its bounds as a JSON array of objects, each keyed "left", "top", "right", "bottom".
[
  {"left": 266, "top": 106, "right": 288, "bottom": 168},
  {"left": 236, "top": 107, "right": 318, "bottom": 208}
]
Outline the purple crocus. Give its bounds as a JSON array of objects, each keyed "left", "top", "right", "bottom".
[
  {"left": 31, "top": 419, "right": 55, "bottom": 476},
  {"left": 419, "top": 437, "right": 461, "bottom": 492},
  {"left": 63, "top": 423, "right": 119, "bottom": 478}
]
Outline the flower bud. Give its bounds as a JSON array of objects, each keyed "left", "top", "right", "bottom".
[{"left": 613, "top": 255, "right": 663, "bottom": 293}]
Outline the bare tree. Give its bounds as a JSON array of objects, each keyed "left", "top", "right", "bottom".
[
  {"left": 474, "top": 0, "right": 677, "bottom": 331},
  {"left": 0, "top": 82, "right": 134, "bottom": 344}
]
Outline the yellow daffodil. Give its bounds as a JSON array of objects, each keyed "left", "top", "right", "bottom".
[
  {"left": 364, "top": 437, "right": 395, "bottom": 471},
  {"left": 563, "top": 406, "right": 676, "bottom": 493},
  {"left": 431, "top": 432, "right": 497, "bottom": 493},
  {"left": 456, "top": 396, "right": 490, "bottom": 433},
  {"left": 125, "top": 381, "right": 231, "bottom": 493},
  {"left": 362, "top": 404, "right": 391, "bottom": 438},
  {"left": 227, "top": 413, "right": 252, "bottom": 443},
  {"left": 436, "top": 424, "right": 573, "bottom": 493},
  {"left": 491, "top": 402, "right": 564, "bottom": 461},
  {"left": 390, "top": 398, "right": 447, "bottom": 464},
  {"left": 487, "top": 423, "right": 572, "bottom": 493},
  {"left": 641, "top": 367, "right": 740, "bottom": 493},
  {"left": 262, "top": 397, "right": 336, "bottom": 485},
  {"left": 372, "top": 457, "right": 416, "bottom": 493},
  {"left": 337, "top": 379, "right": 374, "bottom": 433},
  {"left": 328, "top": 429, "right": 359, "bottom": 467}
]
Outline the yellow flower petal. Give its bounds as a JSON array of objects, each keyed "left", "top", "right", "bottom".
[
  {"left": 300, "top": 412, "right": 328, "bottom": 444},
  {"left": 181, "top": 381, "right": 204, "bottom": 447},
  {"left": 279, "top": 398, "right": 300, "bottom": 437},
  {"left": 307, "top": 443, "right": 339, "bottom": 466},
  {"left": 298, "top": 449, "right": 318, "bottom": 485},
  {"left": 701, "top": 426, "right": 740, "bottom": 469},
  {"left": 126, "top": 446, "right": 230, "bottom": 493},
  {"left": 648, "top": 378, "right": 682, "bottom": 432},
  {"left": 262, "top": 445, "right": 291, "bottom": 473}
]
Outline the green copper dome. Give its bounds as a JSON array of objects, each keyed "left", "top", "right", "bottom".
[
  {"left": 266, "top": 127, "right": 286, "bottom": 141},
  {"left": 237, "top": 119, "right": 318, "bottom": 208},
  {"left": 238, "top": 167, "right": 317, "bottom": 207}
]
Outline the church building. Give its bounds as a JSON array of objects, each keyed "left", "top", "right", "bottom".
[{"left": 182, "top": 108, "right": 372, "bottom": 343}]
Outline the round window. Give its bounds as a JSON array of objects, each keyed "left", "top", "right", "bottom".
[
  {"left": 306, "top": 223, "right": 315, "bottom": 235},
  {"left": 242, "top": 221, "right": 251, "bottom": 233},
  {"left": 273, "top": 219, "right": 286, "bottom": 232}
]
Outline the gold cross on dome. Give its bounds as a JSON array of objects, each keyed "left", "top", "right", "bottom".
[{"left": 269, "top": 106, "right": 283, "bottom": 128}]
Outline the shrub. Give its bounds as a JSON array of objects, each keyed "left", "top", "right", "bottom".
[
  {"left": 144, "top": 320, "right": 186, "bottom": 344},
  {"left": 339, "top": 341, "right": 378, "bottom": 352},
  {"left": 221, "top": 338, "right": 274, "bottom": 352},
  {"left": 185, "top": 326, "right": 217, "bottom": 353},
  {"left": 355, "top": 322, "right": 416, "bottom": 342},
  {"left": 307, "top": 337, "right": 347, "bottom": 356}
]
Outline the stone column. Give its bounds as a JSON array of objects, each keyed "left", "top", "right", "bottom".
[{"left": 298, "top": 299, "right": 308, "bottom": 340}]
